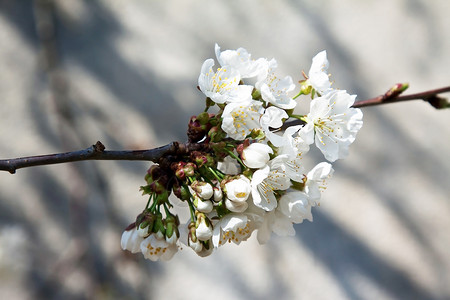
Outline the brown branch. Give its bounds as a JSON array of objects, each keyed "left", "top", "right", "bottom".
[
  {"left": 0, "top": 141, "right": 180, "bottom": 174},
  {"left": 353, "top": 85, "right": 450, "bottom": 108}
]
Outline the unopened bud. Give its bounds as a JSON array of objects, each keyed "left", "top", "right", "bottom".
[
  {"left": 300, "top": 81, "right": 312, "bottom": 95},
  {"left": 385, "top": 83, "right": 409, "bottom": 98},
  {"left": 250, "top": 128, "right": 265, "bottom": 140},
  {"left": 427, "top": 96, "right": 450, "bottom": 110},
  {"left": 152, "top": 214, "right": 165, "bottom": 239},
  {"left": 213, "top": 186, "right": 223, "bottom": 202},
  {"left": 196, "top": 112, "right": 210, "bottom": 125}
]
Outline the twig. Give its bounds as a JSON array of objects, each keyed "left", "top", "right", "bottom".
[
  {"left": 352, "top": 85, "right": 450, "bottom": 108},
  {"left": 0, "top": 141, "right": 179, "bottom": 174}
]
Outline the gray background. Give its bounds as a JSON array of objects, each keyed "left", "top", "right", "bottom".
[{"left": 0, "top": 1, "right": 449, "bottom": 299}]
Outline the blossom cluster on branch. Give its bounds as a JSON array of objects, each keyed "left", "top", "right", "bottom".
[{"left": 120, "top": 44, "right": 363, "bottom": 261}]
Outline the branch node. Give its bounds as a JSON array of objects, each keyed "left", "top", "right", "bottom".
[{"left": 94, "top": 141, "right": 105, "bottom": 152}]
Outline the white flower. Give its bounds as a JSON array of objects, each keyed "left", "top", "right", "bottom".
[
  {"left": 140, "top": 234, "right": 178, "bottom": 261},
  {"left": 305, "top": 162, "right": 334, "bottom": 205},
  {"left": 256, "top": 210, "right": 295, "bottom": 244},
  {"left": 213, "top": 186, "right": 223, "bottom": 202},
  {"left": 215, "top": 44, "right": 270, "bottom": 79},
  {"left": 241, "top": 142, "right": 273, "bottom": 169},
  {"left": 191, "top": 181, "right": 214, "bottom": 200},
  {"left": 189, "top": 186, "right": 214, "bottom": 213},
  {"left": 212, "top": 213, "right": 260, "bottom": 247},
  {"left": 195, "top": 198, "right": 214, "bottom": 213},
  {"left": 306, "top": 50, "right": 332, "bottom": 95},
  {"left": 259, "top": 106, "right": 289, "bottom": 145},
  {"left": 225, "top": 198, "right": 248, "bottom": 213},
  {"left": 251, "top": 164, "right": 291, "bottom": 211},
  {"left": 225, "top": 175, "right": 251, "bottom": 202},
  {"left": 166, "top": 232, "right": 178, "bottom": 245},
  {"left": 270, "top": 154, "right": 305, "bottom": 182},
  {"left": 198, "top": 58, "right": 253, "bottom": 104},
  {"left": 256, "top": 60, "right": 297, "bottom": 109},
  {"left": 121, "top": 227, "right": 144, "bottom": 254},
  {"left": 136, "top": 223, "right": 151, "bottom": 238},
  {"left": 187, "top": 222, "right": 214, "bottom": 257},
  {"left": 300, "top": 90, "right": 363, "bottom": 162},
  {"left": 278, "top": 190, "right": 313, "bottom": 223},
  {"left": 217, "top": 155, "right": 241, "bottom": 175},
  {"left": 196, "top": 221, "right": 213, "bottom": 241},
  {"left": 221, "top": 100, "right": 264, "bottom": 140}
]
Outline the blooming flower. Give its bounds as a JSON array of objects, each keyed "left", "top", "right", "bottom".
[
  {"left": 259, "top": 106, "right": 289, "bottom": 145},
  {"left": 306, "top": 50, "right": 332, "bottom": 95},
  {"left": 198, "top": 58, "right": 253, "bottom": 104},
  {"left": 241, "top": 142, "right": 273, "bottom": 169},
  {"left": 140, "top": 234, "right": 178, "bottom": 261},
  {"left": 215, "top": 44, "right": 270, "bottom": 79},
  {"left": 256, "top": 210, "right": 295, "bottom": 244},
  {"left": 224, "top": 175, "right": 251, "bottom": 212},
  {"left": 212, "top": 213, "right": 260, "bottom": 247},
  {"left": 225, "top": 175, "right": 251, "bottom": 203},
  {"left": 300, "top": 90, "right": 363, "bottom": 162},
  {"left": 251, "top": 164, "right": 291, "bottom": 211},
  {"left": 304, "top": 162, "right": 334, "bottom": 205},
  {"left": 221, "top": 100, "right": 264, "bottom": 140},
  {"left": 256, "top": 60, "right": 297, "bottom": 109},
  {"left": 278, "top": 190, "right": 313, "bottom": 223}
]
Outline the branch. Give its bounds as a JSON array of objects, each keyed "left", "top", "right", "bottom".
[
  {"left": 353, "top": 84, "right": 450, "bottom": 108},
  {"left": 0, "top": 141, "right": 180, "bottom": 174}
]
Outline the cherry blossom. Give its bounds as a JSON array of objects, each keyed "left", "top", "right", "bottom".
[
  {"left": 300, "top": 90, "right": 363, "bottom": 162},
  {"left": 198, "top": 59, "right": 253, "bottom": 104}
]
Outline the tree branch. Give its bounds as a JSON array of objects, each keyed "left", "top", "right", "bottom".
[
  {"left": 352, "top": 85, "right": 450, "bottom": 108},
  {"left": 1, "top": 85, "right": 448, "bottom": 174},
  {"left": 0, "top": 141, "right": 180, "bottom": 174}
]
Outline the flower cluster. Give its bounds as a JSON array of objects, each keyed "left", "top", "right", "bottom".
[{"left": 121, "top": 44, "right": 363, "bottom": 261}]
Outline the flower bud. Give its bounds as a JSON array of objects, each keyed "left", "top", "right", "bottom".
[
  {"left": 208, "top": 126, "right": 226, "bottom": 142},
  {"left": 194, "top": 197, "right": 213, "bottom": 213},
  {"left": 300, "top": 81, "right": 312, "bottom": 95},
  {"left": 250, "top": 128, "right": 265, "bottom": 140},
  {"left": 191, "top": 181, "right": 213, "bottom": 200},
  {"left": 165, "top": 215, "right": 179, "bottom": 245},
  {"left": 121, "top": 226, "right": 143, "bottom": 254},
  {"left": 172, "top": 181, "right": 190, "bottom": 201},
  {"left": 191, "top": 151, "right": 209, "bottom": 168},
  {"left": 213, "top": 186, "right": 223, "bottom": 202},
  {"left": 155, "top": 190, "right": 169, "bottom": 204},
  {"left": 195, "top": 213, "right": 213, "bottom": 241},
  {"left": 173, "top": 161, "right": 197, "bottom": 180},
  {"left": 188, "top": 115, "right": 210, "bottom": 142},
  {"left": 196, "top": 112, "right": 210, "bottom": 125},
  {"left": 241, "top": 142, "right": 273, "bottom": 169},
  {"left": 385, "top": 83, "right": 409, "bottom": 98},
  {"left": 149, "top": 179, "right": 166, "bottom": 194},
  {"left": 252, "top": 88, "right": 261, "bottom": 99},
  {"left": 152, "top": 214, "right": 166, "bottom": 240}
]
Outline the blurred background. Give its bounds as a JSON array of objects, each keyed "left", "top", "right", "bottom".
[{"left": 0, "top": 0, "right": 449, "bottom": 299}]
